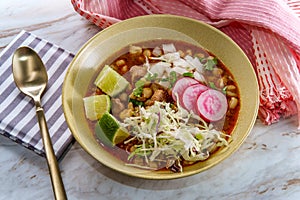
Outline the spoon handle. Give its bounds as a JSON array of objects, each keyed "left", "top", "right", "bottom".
[{"left": 36, "top": 107, "right": 67, "bottom": 200}]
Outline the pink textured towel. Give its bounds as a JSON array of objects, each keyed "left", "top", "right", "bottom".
[{"left": 71, "top": 0, "right": 300, "bottom": 128}]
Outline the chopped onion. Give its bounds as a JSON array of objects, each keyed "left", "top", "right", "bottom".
[
  {"left": 152, "top": 46, "right": 162, "bottom": 56},
  {"left": 149, "top": 62, "right": 171, "bottom": 77},
  {"left": 162, "top": 43, "right": 177, "bottom": 53}
]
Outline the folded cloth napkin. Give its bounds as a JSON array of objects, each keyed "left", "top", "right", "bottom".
[
  {"left": 71, "top": 0, "right": 300, "bottom": 128},
  {"left": 0, "top": 30, "right": 74, "bottom": 159}
]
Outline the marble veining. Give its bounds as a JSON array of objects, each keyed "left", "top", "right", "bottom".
[{"left": 1, "top": 0, "right": 300, "bottom": 199}]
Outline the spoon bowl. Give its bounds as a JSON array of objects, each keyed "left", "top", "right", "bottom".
[
  {"left": 12, "top": 47, "right": 48, "bottom": 100},
  {"left": 12, "top": 46, "right": 67, "bottom": 200}
]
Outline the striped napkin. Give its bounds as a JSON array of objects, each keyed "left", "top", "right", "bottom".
[
  {"left": 71, "top": 0, "right": 300, "bottom": 128},
  {"left": 0, "top": 30, "right": 74, "bottom": 159}
]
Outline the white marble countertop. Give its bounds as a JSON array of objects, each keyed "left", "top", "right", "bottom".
[{"left": 1, "top": 0, "right": 300, "bottom": 199}]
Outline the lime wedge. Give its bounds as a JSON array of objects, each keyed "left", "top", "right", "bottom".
[
  {"left": 97, "top": 112, "right": 130, "bottom": 145},
  {"left": 94, "top": 65, "right": 129, "bottom": 97},
  {"left": 83, "top": 95, "right": 111, "bottom": 121}
]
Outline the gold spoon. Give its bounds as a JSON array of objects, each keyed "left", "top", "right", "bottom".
[{"left": 12, "top": 46, "right": 67, "bottom": 200}]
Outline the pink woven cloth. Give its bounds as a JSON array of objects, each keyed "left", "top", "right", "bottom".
[{"left": 71, "top": 0, "right": 300, "bottom": 128}]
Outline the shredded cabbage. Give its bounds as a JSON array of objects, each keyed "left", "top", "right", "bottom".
[{"left": 121, "top": 100, "right": 229, "bottom": 171}]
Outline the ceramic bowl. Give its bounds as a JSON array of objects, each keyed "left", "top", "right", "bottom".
[{"left": 62, "top": 14, "right": 259, "bottom": 179}]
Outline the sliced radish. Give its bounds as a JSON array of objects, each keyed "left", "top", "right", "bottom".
[
  {"left": 182, "top": 84, "right": 208, "bottom": 114},
  {"left": 197, "top": 89, "right": 228, "bottom": 122},
  {"left": 172, "top": 77, "right": 199, "bottom": 106}
]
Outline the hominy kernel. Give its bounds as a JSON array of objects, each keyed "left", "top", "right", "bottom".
[
  {"left": 186, "top": 49, "right": 192, "bottom": 56},
  {"left": 143, "top": 49, "right": 151, "bottom": 57},
  {"left": 178, "top": 50, "right": 185, "bottom": 57},
  {"left": 226, "top": 91, "right": 238, "bottom": 97},
  {"left": 229, "top": 97, "right": 238, "bottom": 109},
  {"left": 129, "top": 45, "right": 142, "bottom": 54},
  {"left": 212, "top": 68, "right": 223, "bottom": 76},
  {"left": 116, "top": 59, "right": 126, "bottom": 67},
  {"left": 226, "top": 85, "right": 236, "bottom": 91},
  {"left": 120, "top": 65, "right": 129, "bottom": 74}
]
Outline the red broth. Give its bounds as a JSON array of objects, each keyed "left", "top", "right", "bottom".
[{"left": 85, "top": 40, "right": 240, "bottom": 172}]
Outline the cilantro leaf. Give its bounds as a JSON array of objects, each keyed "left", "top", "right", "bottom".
[
  {"left": 182, "top": 72, "right": 194, "bottom": 78},
  {"left": 208, "top": 81, "right": 217, "bottom": 89},
  {"left": 204, "top": 57, "right": 218, "bottom": 70},
  {"left": 169, "top": 71, "right": 177, "bottom": 87},
  {"left": 129, "top": 98, "right": 144, "bottom": 106},
  {"left": 145, "top": 73, "right": 158, "bottom": 81},
  {"left": 133, "top": 79, "right": 145, "bottom": 97}
]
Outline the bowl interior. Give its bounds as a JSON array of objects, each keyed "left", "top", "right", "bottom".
[{"left": 62, "top": 15, "right": 259, "bottom": 179}]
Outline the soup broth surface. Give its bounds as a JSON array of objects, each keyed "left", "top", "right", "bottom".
[{"left": 84, "top": 40, "right": 240, "bottom": 172}]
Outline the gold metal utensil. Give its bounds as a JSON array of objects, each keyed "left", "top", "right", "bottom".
[{"left": 12, "top": 46, "right": 67, "bottom": 200}]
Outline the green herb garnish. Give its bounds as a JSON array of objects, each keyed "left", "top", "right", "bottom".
[
  {"left": 145, "top": 73, "right": 158, "bottom": 81},
  {"left": 129, "top": 98, "right": 144, "bottom": 106},
  {"left": 182, "top": 72, "right": 194, "bottom": 78},
  {"left": 222, "top": 86, "right": 227, "bottom": 95},
  {"left": 204, "top": 57, "right": 218, "bottom": 70},
  {"left": 208, "top": 82, "right": 217, "bottom": 89},
  {"left": 169, "top": 71, "right": 177, "bottom": 87},
  {"left": 133, "top": 79, "right": 145, "bottom": 97}
]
